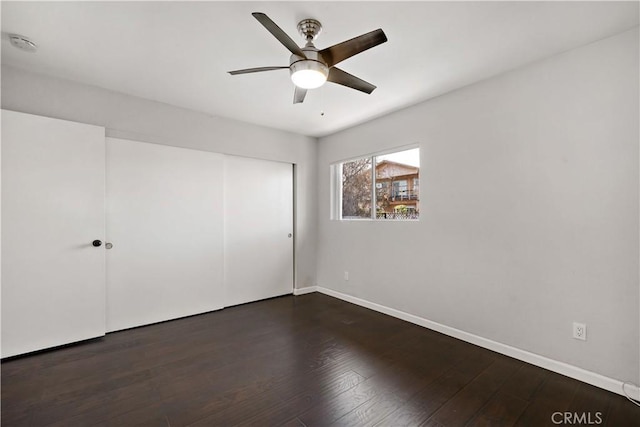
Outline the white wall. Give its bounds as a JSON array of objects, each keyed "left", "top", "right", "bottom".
[
  {"left": 1, "top": 65, "right": 318, "bottom": 289},
  {"left": 317, "top": 28, "right": 639, "bottom": 384}
]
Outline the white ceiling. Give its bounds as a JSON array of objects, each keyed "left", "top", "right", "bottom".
[{"left": 2, "top": 1, "right": 638, "bottom": 137}]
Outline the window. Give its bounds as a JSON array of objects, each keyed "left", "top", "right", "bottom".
[
  {"left": 392, "top": 180, "right": 408, "bottom": 199},
  {"left": 334, "top": 147, "right": 420, "bottom": 220},
  {"left": 341, "top": 157, "right": 372, "bottom": 219}
]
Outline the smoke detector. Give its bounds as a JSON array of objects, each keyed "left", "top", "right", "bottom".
[{"left": 9, "top": 34, "right": 38, "bottom": 53}]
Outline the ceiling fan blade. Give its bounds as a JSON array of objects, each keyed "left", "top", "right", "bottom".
[
  {"left": 228, "top": 66, "right": 289, "bottom": 75},
  {"left": 293, "top": 86, "right": 307, "bottom": 104},
  {"left": 252, "top": 12, "right": 306, "bottom": 58},
  {"left": 327, "top": 67, "right": 376, "bottom": 94},
  {"left": 319, "top": 29, "right": 387, "bottom": 67}
]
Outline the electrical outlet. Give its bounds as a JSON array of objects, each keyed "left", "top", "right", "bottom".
[
  {"left": 573, "top": 322, "right": 587, "bottom": 341},
  {"left": 344, "top": 271, "right": 349, "bottom": 281}
]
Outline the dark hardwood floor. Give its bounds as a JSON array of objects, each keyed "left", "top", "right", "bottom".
[{"left": 2, "top": 293, "right": 639, "bottom": 426}]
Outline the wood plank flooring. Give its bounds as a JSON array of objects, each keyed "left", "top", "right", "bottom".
[{"left": 2, "top": 293, "right": 639, "bottom": 426}]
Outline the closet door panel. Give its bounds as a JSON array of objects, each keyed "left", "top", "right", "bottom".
[
  {"left": 1, "top": 110, "right": 106, "bottom": 357},
  {"left": 105, "top": 138, "right": 224, "bottom": 332},
  {"left": 224, "top": 155, "right": 294, "bottom": 306}
]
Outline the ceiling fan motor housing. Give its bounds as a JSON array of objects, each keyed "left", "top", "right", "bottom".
[
  {"left": 290, "top": 47, "right": 329, "bottom": 89},
  {"left": 290, "top": 46, "right": 327, "bottom": 68}
]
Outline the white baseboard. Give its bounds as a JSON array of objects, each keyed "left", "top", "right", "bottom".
[
  {"left": 310, "top": 286, "right": 639, "bottom": 400},
  {"left": 293, "top": 286, "right": 318, "bottom": 296}
]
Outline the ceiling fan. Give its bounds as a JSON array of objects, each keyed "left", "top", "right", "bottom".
[{"left": 228, "top": 12, "right": 388, "bottom": 104}]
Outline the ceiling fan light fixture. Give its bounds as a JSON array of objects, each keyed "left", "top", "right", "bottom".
[{"left": 290, "top": 60, "right": 328, "bottom": 89}]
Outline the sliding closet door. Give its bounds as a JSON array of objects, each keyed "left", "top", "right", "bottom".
[
  {"left": 105, "top": 138, "right": 224, "bottom": 332},
  {"left": 224, "top": 156, "right": 294, "bottom": 306},
  {"left": 1, "top": 110, "right": 106, "bottom": 358}
]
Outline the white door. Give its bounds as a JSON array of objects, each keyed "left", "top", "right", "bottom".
[
  {"left": 1, "top": 110, "right": 106, "bottom": 358},
  {"left": 224, "top": 156, "right": 293, "bottom": 306},
  {"left": 105, "top": 138, "right": 225, "bottom": 332}
]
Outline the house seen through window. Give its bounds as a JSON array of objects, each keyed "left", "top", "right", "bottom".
[{"left": 339, "top": 147, "right": 420, "bottom": 220}]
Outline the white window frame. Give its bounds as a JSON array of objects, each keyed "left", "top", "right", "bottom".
[{"left": 330, "top": 144, "right": 420, "bottom": 221}]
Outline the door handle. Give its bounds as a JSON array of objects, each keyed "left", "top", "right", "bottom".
[
  {"left": 105, "top": 242, "right": 113, "bottom": 250},
  {"left": 288, "top": 233, "right": 292, "bottom": 238},
  {"left": 92, "top": 240, "right": 102, "bottom": 247}
]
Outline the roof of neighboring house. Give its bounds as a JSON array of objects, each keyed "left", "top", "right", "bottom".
[{"left": 375, "top": 160, "right": 419, "bottom": 179}]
